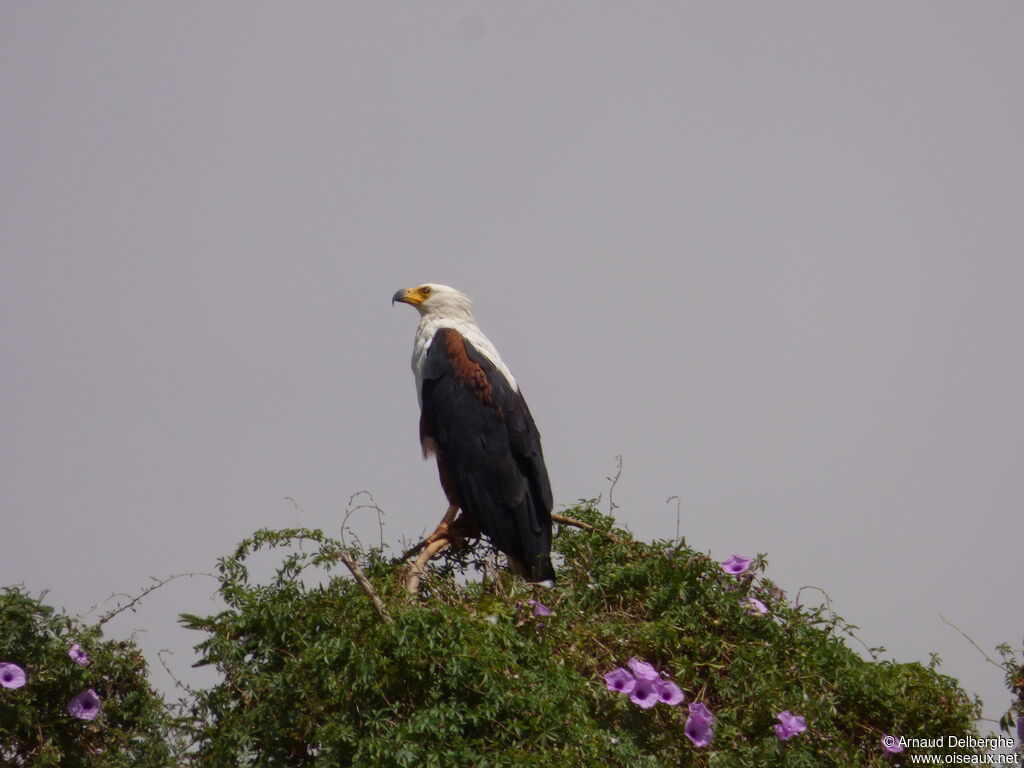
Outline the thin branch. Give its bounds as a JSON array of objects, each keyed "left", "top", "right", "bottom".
[
  {"left": 83, "top": 592, "right": 133, "bottom": 619},
  {"left": 483, "top": 554, "right": 508, "bottom": 598},
  {"left": 551, "top": 513, "right": 601, "bottom": 532},
  {"left": 796, "top": 585, "right": 881, "bottom": 659},
  {"left": 666, "top": 495, "right": 687, "bottom": 554},
  {"left": 343, "top": 490, "right": 387, "bottom": 551},
  {"left": 397, "top": 537, "right": 428, "bottom": 563},
  {"left": 156, "top": 649, "right": 198, "bottom": 698},
  {"left": 606, "top": 455, "right": 623, "bottom": 515},
  {"left": 552, "top": 513, "right": 627, "bottom": 543},
  {"left": 795, "top": 585, "right": 834, "bottom": 619},
  {"left": 940, "top": 614, "right": 1002, "bottom": 670},
  {"left": 95, "top": 572, "right": 214, "bottom": 627},
  {"left": 337, "top": 548, "right": 392, "bottom": 624}
]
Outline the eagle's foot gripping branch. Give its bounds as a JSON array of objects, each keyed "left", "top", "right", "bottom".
[
  {"left": 403, "top": 510, "right": 480, "bottom": 596},
  {"left": 421, "top": 506, "right": 456, "bottom": 545},
  {"left": 402, "top": 513, "right": 612, "bottom": 596},
  {"left": 403, "top": 537, "right": 451, "bottom": 596}
]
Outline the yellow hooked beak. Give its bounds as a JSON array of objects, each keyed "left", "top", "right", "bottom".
[{"left": 391, "top": 285, "right": 432, "bottom": 306}]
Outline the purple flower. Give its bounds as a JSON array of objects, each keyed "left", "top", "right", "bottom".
[
  {"left": 721, "top": 554, "right": 751, "bottom": 575},
  {"left": 743, "top": 597, "right": 768, "bottom": 615},
  {"left": 774, "top": 710, "right": 807, "bottom": 740},
  {"left": 67, "top": 689, "right": 101, "bottom": 720},
  {"left": 627, "top": 657, "right": 659, "bottom": 680},
  {"left": 605, "top": 659, "right": 687, "bottom": 708},
  {"left": 527, "top": 599, "right": 551, "bottom": 618},
  {"left": 684, "top": 701, "right": 714, "bottom": 747},
  {"left": 68, "top": 643, "right": 90, "bottom": 666},
  {"left": 656, "top": 679, "right": 685, "bottom": 706},
  {"left": 629, "top": 675, "right": 662, "bottom": 709},
  {"left": 0, "top": 663, "right": 26, "bottom": 689},
  {"left": 882, "top": 734, "right": 904, "bottom": 754},
  {"left": 603, "top": 667, "right": 636, "bottom": 694}
]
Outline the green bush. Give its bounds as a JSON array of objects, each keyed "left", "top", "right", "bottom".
[
  {"left": 0, "top": 586, "right": 177, "bottom": 767},
  {"left": 179, "top": 502, "right": 986, "bottom": 766}
]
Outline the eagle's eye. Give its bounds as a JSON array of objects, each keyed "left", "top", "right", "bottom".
[{"left": 421, "top": 286, "right": 432, "bottom": 296}]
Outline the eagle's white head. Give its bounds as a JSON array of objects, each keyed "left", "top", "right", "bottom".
[
  {"left": 391, "top": 283, "right": 475, "bottom": 322},
  {"left": 392, "top": 283, "right": 518, "bottom": 398}
]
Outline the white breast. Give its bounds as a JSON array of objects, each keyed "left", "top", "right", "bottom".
[{"left": 412, "top": 316, "right": 518, "bottom": 407}]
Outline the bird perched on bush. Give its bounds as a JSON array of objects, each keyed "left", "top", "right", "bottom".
[{"left": 393, "top": 283, "right": 555, "bottom": 585}]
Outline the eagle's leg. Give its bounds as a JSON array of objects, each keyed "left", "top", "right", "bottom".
[
  {"left": 404, "top": 506, "right": 478, "bottom": 596},
  {"left": 424, "top": 504, "right": 460, "bottom": 546},
  {"left": 404, "top": 537, "right": 451, "bottom": 596},
  {"left": 396, "top": 504, "right": 465, "bottom": 563}
]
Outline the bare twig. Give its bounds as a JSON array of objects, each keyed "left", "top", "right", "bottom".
[
  {"left": 797, "top": 585, "right": 881, "bottom": 659},
  {"left": 551, "top": 513, "right": 626, "bottom": 543},
  {"left": 156, "top": 649, "right": 198, "bottom": 698},
  {"left": 606, "top": 455, "right": 623, "bottom": 515},
  {"left": 940, "top": 614, "right": 1002, "bottom": 670},
  {"left": 796, "top": 585, "right": 834, "bottom": 619},
  {"left": 666, "top": 495, "right": 687, "bottom": 554},
  {"left": 344, "top": 490, "right": 387, "bottom": 551},
  {"left": 551, "top": 513, "right": 600, "bottom": 532},
  {"left": 397, "top": 537, "right": 428, "bottom": 563},
  {"left": 482, "top": 553, "right": 510, "bottom": 598},
  {"left": 337, "top": 548, "right": 392, "bottom": 624},
  {"left": 94, "top": 572, "right": 214, "bottom": 627}
]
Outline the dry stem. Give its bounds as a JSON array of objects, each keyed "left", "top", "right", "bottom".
[
  {"left": 338, "top": 548, "right": 393, "bottom": 624},
  {"left": 552, "top": 513, "right": 626, "bottom": 543}
]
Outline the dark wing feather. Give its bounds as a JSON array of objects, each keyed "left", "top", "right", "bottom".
[{"left": 420, "top": 328, "right": 554, "bottom": 583}]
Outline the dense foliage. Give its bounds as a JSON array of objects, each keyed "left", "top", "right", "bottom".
[
  {"left": 0, "top": 586, "right": 176, "bottom": 767},
  {"left": 179, "top": 502, "right": 988, "bottom": 766},
  {"left": 4, "top": 501, "right": 1019, "bottom": 766}
]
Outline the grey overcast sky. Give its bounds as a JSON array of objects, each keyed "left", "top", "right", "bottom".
[{"left": 2, "top": 2, "right": 1021, "bottom": 732}]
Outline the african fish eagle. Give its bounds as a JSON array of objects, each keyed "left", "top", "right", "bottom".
[{"left": 393, "top": 284, "right": 555, "bottom": 586}]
